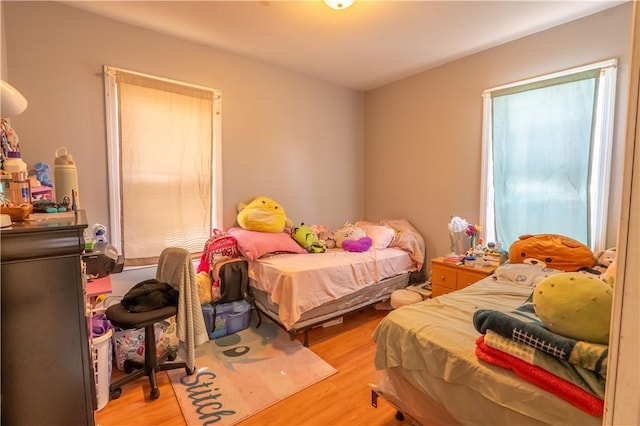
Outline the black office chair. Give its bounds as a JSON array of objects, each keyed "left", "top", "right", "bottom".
[{"left": 106, "top": 247, "right": 196, "bottom": 400}]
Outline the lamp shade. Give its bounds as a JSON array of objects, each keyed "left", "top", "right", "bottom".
[
  {"left": 1, "top": 80, "right": 28, "bottom": 118},
  {"left": 323, "top": 0, "right": 355, "bottom": 10}
]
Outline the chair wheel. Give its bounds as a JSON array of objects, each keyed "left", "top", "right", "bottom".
[
  {"left": 186, "top": 366, "right": 196, "bottom": 375},
  {"left": 150, "top": 388, "right": 160, "bottom": 400},
  {"left": 395, "top": 410, "right": 405, "bottom": 421},
  {"left": 168, "top": 352, "right": 177, "bottom": 361},
  {"left": 109, "top": 387, "right": 122, "bottom": 400}
]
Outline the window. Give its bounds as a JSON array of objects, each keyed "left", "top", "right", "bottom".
[
  {"left": 480, "top": 59, "right": 616, "bottom": 253},
  {"left": 104, "top": 66, "right": 222, "bottom": 266}
]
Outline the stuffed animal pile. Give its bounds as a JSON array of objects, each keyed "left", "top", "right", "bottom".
[
  {"left": 507, "top": 233, "right": 614, "bottom": 345},
  {"left": 312, "top": 225, "right": 336, "bottom": 249},
  {"left": 234, "top": 197, "right": 383, "bottom": 254}
]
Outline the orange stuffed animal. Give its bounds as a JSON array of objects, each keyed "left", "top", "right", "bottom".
[{"left": 508, "top": 234, "right": 596, "bottom": 272}]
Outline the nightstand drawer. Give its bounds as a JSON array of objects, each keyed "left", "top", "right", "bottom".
[
  {"left": 430, "top": 257, "right": 495, "bottom": 297},
  {"left": 431, "top": 265, "right": 457, "bottom": 290},
  {"left": 457, "top": 270, "right": 489, "bottom": 289},
  {"left": 431, "top": 284, "right": 452, "bottom": 298}
]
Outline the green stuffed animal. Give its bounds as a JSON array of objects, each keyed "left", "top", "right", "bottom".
[
  {"left": 532, "top": 272, "right": 613, "bottom": 344},
  {"left": 291, "top": 223, "right": 326, "bottom": 253},
  {"left": 236, "top": 196, "right": 293, "bottom": 233}
]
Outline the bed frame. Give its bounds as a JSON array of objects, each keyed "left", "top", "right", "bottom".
[{"left": 250, "top": 272, "right": 412, "bottom": 346}]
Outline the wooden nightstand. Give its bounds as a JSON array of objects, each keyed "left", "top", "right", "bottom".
[{"left": 430, "top": 256, "right": 495, "bottom": 297}]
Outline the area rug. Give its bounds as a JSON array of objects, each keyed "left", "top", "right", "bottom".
[{"left": 168, "top": 317, "right": 337, "bottom": 425}]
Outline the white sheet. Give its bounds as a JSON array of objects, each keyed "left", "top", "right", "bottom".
[
  {"left": 372, "top": 271, "right": 602, "bottom": 426},
  {"left": 248, "top": 247, "right": 415, "bottom": 330}
]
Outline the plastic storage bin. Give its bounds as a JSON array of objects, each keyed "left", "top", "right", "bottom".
[{"left": 202, "top": 300, "right": 252, "bottom": 339}]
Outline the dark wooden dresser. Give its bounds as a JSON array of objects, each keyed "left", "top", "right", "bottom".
[{"left": 1, "top": 210, "right": 95, "bottom": 425}]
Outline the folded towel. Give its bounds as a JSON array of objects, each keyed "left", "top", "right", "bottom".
[{"left": 156, "top": 247, "right": 209, "bottom": 371}]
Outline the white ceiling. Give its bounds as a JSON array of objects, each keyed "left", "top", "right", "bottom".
[{"left": 61, "top": 0, "right": 627, "bottom": 91}]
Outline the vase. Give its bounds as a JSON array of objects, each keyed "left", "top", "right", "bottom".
[
  {"left": 470, "top": 234, "right": 477, "bottom": 251},
  {"left": 448, "top": 232, "right": 460, "bottom": 257}
]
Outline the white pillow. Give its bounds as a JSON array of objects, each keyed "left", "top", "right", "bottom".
[
  {"left": 493, "top": 262, "right": 562, "bottom": 288},
  {"left": 355, "top": 222, "right": 395, "bottom": 249}
]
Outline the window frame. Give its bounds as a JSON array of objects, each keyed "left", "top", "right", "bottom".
[
  {"left": 103, "top": 65, "right": 223, "bottom": 262},
  {"left": 480, "top": 59, "right": 617, "bottom": 252}
]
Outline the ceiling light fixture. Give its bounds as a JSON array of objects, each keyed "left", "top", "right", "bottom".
[{"left": 323, "top": 0, "right": 355, "bottom": 10}]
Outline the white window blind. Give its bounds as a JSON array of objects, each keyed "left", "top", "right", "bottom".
[
  {"left": 104, "top": 66, "right": 222, "bottom": 266},
  {"left": 480, "top": 59, "right": 616, "bottom": 253}
]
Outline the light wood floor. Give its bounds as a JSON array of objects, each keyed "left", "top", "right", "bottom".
[{"left": 95, "top": 306, "right": 411, "bottom": 426}]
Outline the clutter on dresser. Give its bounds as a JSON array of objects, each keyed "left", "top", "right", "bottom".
[
  {"left": 1, "top": 117, "right": 29, "bottom": 206},
  {"left": 83, "top": 223, "right": 124, "bottom": 279},
  {"left": 0, "top": 130, "right": 33, "bottom": 222},
  {"left": 53, "top": 146, "right": 80, "bottom": 207},
  {"left": 0, "top": 81, "right": 29, "bottom": 227},
  {"left": 83, "top": 241, "right": 124, "bottom": 278},
  {"left": 0, "top": 121, "right": 82, "bottom": 225}
]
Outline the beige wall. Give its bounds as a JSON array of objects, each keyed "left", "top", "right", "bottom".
[
  {"left": 365, "top": 3, "right": 633, "bottom": 264},
  {"left": 2, "top": 1, "right": 364, "bottom": 234}
]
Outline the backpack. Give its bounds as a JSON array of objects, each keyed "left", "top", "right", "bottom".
[
  {"left": 210, "top": 258, "right": 262, "bottom": 328},
  {"left": 197, "top": 229, "right": 238, "bottom": 273},
  {"left": 212, "top": 258, "right": 249, "bottom": 304}
]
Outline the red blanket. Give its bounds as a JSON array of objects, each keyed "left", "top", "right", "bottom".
[{"left": 475, "top": 335, "right": 603, "bottom": 417}]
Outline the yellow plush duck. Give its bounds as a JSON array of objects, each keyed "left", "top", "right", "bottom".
[{"left": 236, "top": 196, "right": 293, "bottom": 233}]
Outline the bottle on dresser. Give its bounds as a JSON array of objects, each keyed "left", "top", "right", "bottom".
[{"left": 3, "top": 151, "right": 30, "bottom": 204}]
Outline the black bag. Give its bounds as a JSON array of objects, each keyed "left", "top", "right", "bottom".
[{"left": 211, "top": 259, "right": 261, "bottom": 327}]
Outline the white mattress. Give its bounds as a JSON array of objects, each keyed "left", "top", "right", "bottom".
[
  {"left": 372, "top": 272, "right": 602, "bottom": 426},
  {"left": 248, "top": 247, "right": 415, "bottom": 330}
]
